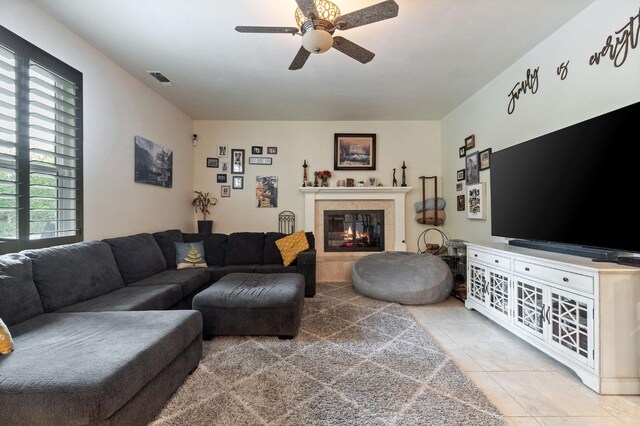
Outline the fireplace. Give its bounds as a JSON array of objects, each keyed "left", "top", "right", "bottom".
[{"left": 324, "top": 210, "right": 385, "bottom": 252}]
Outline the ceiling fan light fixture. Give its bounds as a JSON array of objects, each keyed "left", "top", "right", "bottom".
[
  {"left": 302, "top": 29, "right": 334, "bottom": 54},
  {"left": 295, "top": 0, "right": 341, "bottom": 27}
]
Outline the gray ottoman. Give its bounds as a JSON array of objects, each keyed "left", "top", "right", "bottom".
[
  {"left": 192, "top": 273, "right": 304, "bottom": 339},
  {"left": 352, "top": 252, "right": 452, "bottom": 305}
]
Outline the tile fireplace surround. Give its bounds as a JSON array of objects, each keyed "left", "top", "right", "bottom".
[{"left": 300, "top": 187, "right": 411, "bottom": 282}]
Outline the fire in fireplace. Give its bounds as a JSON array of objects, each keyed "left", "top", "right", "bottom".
[{"left": 324, "top": 210, "right": 384, "bottom": 252}]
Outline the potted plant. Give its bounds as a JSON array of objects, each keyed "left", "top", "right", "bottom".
[{"left": 192, "top": 191, "right": 217, "bottom": 234}]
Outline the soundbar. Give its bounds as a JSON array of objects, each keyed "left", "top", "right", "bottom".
[{"left": 508, "top": 239, "right": 618, "bottom": 261}]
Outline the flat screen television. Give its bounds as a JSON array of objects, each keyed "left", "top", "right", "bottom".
[{"left": 490, "top": 101, "right": 639, "bottom": 257}]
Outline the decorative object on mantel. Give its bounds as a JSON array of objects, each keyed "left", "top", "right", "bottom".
[
  {"left": 479, "top": 148, "right": 492, "bottom": 171},
  {"left": 392, "top": 168, "right": 397, "bottom": 187},
  {"left": 465, "top": 152, "right": 480, "bottom": 185},
  {"left": 507, "top": 67, "right": 539, "bottom": 115},
  {"left": 467, "top": 183, "right": 486, "bottom": 220},
  {"left": 464, "top": 134, "right": 475, "bottom": 150},
  {"left": 256, "top": 176, "right": 278, "bottom": 208},
  {"left": 416, "top": 228, "right": 448, "bottom": 255},
  {"left": 278, "top": 210, "right": 296, "bottom": 234},
  {"left": 302, "top": 160, "right": 308, "bottom": 186},
  {"left": 401, "top": 161, "right": 407, "bottom": 187},
  {"left": 416, "top": 176, "right": 445, "bottom": 226},
  {"left": 314, "top": 170, "right": 332, "bottom": 187},
  {"left": 589, "top": 8, "right": 639, "bottom": 68},
  {"left": 192, "top": 190, "right": 218, "bottom": 234},
  {"left": 134, "top": 136, "right": 173, "bottom": 188},
  {"left": 557, "top": 61, "right": 569, "bottom": 80},
  {"left": 346, "top": 178, "right": 354, "bottom": 187},
  {"left": 334, "top": 133, "right": 376, "bottom": 170}
]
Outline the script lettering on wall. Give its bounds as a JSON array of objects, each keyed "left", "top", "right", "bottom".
[
  {"left": 507, "top": 67, "right": 539, "bottom": 115},
  {"left": 589, "top": 8, "right": 640, "bottom": 68},
  {"left": 557, "top": 61, "right": 569, "bottom": 80}
]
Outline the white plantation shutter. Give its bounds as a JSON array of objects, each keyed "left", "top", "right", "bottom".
[{"left": 0, "top": 44, "right": 18, "bottom": 240}]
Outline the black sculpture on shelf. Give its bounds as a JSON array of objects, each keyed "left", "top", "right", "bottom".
[
  {"left": 392, "top": 168, "right": 398, "bottom": 187},
  {"left": 401, "top": 161, "right": 407, "bottom": 187},
  {"left": 302, "top": 160, "right": 308, "bottom": 186}
]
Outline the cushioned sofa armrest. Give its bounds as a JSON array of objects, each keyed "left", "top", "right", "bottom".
[{"left": 296, "top": 248, "right": 316, "bottom": 297}]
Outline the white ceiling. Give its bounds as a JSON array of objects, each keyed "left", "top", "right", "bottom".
[{"left": 31, "top": 0, "right": 595, "bottom": 121}]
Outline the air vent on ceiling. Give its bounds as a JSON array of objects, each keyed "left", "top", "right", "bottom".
[{"left": 147, "top": 71, "right": 173, "bottom": 86}]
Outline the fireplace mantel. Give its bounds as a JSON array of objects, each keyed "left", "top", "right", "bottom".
[{"left": 299, "top": 186, "right": 412, "bottom": 252}]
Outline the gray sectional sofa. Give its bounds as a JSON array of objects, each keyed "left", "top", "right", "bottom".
[{"left": 0, "top": 230, "right": 316, "bottom": 425}]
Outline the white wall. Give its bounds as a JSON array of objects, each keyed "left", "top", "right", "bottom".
[
  {"left": 440, "top": 0, "right": 640, "bottom": 243},
  {"left": 193, "top": 121, "right": 440, "bottom": 252},
  {"left": 0, "top": 0, "right": 195, "bottom": 240}
]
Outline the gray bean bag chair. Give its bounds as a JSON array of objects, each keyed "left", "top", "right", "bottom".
[{"left": 352, "top": 251, "right": 452, "bottom": 304}]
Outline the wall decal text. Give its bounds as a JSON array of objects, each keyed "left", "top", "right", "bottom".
[
  {"left": 507, "top": 67, "right": 539, "bottom": 115},
  {"left": 557, "top": 61, "right": 569, "bottom": 80},
  {"left": 589, "top": 8, "right": 639, "bottom": 68}
]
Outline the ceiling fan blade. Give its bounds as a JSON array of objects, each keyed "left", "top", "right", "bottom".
[
  {"left": 335, "top": 0, "right": 399, "bottom": 31},
  {"left": 295, "top": 0, "right": 319, "bottom": 19},
  {"left": 235, "top": 26, "right": 299, "bottom": 34},
  {"left": 289, "top": 46, "right": 311, "bottom": 70},
  {"left": 332, "top": 37, "right": 375, "bottom": 64}
]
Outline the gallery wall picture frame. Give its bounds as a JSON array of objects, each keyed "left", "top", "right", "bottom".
[
  {"left": 456, "top": 183, "right": 463, "bottom": 191},
  {"left": 221, "top": 161, "right": 229, "bottom": 172},
  {"left": 217, "top": 145, "right": 228, "bottom": 158},
  {"left": 267, "top": 147, "right": 277, "bottom": 155},
  {"left": 479, "top": 148, "right": 492, "bottom": 170},
  {"left": 232, "top": 176, "right": 244, "bottom": 189},
  {"left": 459, "top": 146, "right": 466, "bottom": 158},
  {"left": 334, "top": 133, "right": 376, "bottom": 171},
  {"left": 231, "top": 149, "right": 245, "bottom": 174},
  {"left": 467, "top": 183, "right": 486, "bottom": 220},
  {"left": 457, "top": 195, "right": 465, "bottom": 211},
  {"left": 249, "top": 157, "right": 273, "bottom": 165},
  {"left": 216, "top": 174, "right": 227, "bottom": 183},
  {"left": 251, "top": 146, "right": 263, "bottom": 155},
  {"left": 465, "top": 134, "right": 476, "bottom": 150},
  {"left": 466, "top": 151, "right": 480, "bottom": 185},
  {"left": 456, "top": 169, "right": 466, "bottom": 182},
  {"left": 206, "top": 157, "right": 219, "bottom": 168},
  {"left": 221, "top": 185, "right": 231, "bottom": 197}
]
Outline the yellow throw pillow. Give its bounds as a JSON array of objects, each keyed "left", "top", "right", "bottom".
[
  {"left": 0, "top": 318, "right": 13, "bottom": 355},
  {"left": 275, "top": 231, "right": 310, "bottom": 267}
]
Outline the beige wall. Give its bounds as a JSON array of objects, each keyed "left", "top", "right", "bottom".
[
  {"left": 440, "top": 0, "right": 640, "bottom": 244},
  {"left": 193, "top": 121, "right": 440, "bottom": 252},
  {"left": 1, "top": 0, "right": 195, "bottom": 240}
]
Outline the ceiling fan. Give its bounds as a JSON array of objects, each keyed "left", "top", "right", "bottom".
[{"left": 235, "top": 0, "right": 399, "bottom": 70}]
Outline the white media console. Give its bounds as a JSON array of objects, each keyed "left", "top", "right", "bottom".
[{"left": 465, "top": 242, "right": 640, "bottom": 394}]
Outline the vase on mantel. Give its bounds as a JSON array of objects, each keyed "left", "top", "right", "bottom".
[{"left": 321, "top": 177, "right": 329, "bottom": 187}]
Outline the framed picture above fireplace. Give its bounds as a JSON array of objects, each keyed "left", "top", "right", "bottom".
[{"left": 334, "top": 133, "right": 376, "bottom": 170}]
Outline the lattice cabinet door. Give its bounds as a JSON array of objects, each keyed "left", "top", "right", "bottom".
[
  {"left": 548, "top": 287, "right": 595, "bottom": 368},
  {"left": 486, "top": 270, "right": 510, "bottom": 321},
  {"left": 513, "top": 277, "right": 546, "bottom": 341},
  {"left": 468, "top": 262, "right": 487, "bottom": 304}
]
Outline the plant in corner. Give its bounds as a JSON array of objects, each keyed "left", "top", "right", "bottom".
[{"left": 192, "top": 191, "right": 217, "bottom": 234}]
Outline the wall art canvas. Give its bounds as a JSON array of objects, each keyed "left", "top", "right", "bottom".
[
  {"left": 231, "top": 149, "right": 245, "bottom": 174},
  {"left": 256, "top": 176, "right": 278, "bottom": 208},
  {"left": 480, "top": 148, "right": 492, "bottom": 170},
  {"left": 334, "top": 133, "right": 376, "bottom": 170},
  {"left": 134, "top": 136, "right": 173, "bottom": 188},
  {"left": 467, "top": 183, "right": 486, "bottom": 220},
  {"left": 466, "top": 151, "right": 480, "bottom": 185}
]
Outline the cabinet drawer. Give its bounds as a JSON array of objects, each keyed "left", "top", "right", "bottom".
[
  {"left": 514, "top": 260, "right": 593, "bottom": 294},
  {"left": 468, "top": 248, "right": 511, "bottom": 270}
]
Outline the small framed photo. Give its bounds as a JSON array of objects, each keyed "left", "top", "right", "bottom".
[
  {"left": 466, "top": 151, "right": 480, "bottom": 185},
  {"left": 468, "top": 183, "right": 486, "bottom": 220},
  {"left": 249, "top": 157, "right": 273, "bottom": 165},
  {"left": 456, "top": 169, "right": 466, "bottom": 182},
  {"left": 267, "top": 147, "right": 277, "bottom": 155},
  {"left": 368, "top": 177, "right": 378, "bottom": 187},
  {"left": 221, "top": 185, "right": 231, "bottom": 197},
  {"left": 334, "top": 133, "right": 376, "bottom": 170},
  {"left": 206, "top": 157, "right": 219, "bottom": 168},
  {"left": 221, "top": 161, "right": 229, "bottom": 172},
  {"left": 457, "top": 195, "right": 465, "bottom": 211},
  {"left": 456, "top": 183, "right": 463, "bottom": 192},
  {"left": 216, "top": 174, "right": 227, "bottom": 183},
  {"left": 465, "top": 134, "right": 476, "bottom": 150},
  {"left": 458, "top": 146, "right": 466, "bottom": 158},
  {"left": 217, "top": 145, "right": 228, "bottom": 158},
  {"left": 479, "top": 148, "right": 492, "bottom": 171},
  {"left": 251, "top": 146, "right": 263, "bottom": 155},
  {"left": 231, "top": 149, "right": 245, "bottom": 174},
  {"left": 232, "top": 176, "right": 244, "bottom": 189}
]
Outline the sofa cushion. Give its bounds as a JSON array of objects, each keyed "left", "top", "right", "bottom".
[
  {"left": 254, "top": 264, "right": 298, "bottom": 274},
  {"left": 264, "top": 232, "right": 286, "bottom": 264},
  {"left": 0, "top": 253, "right": 44, "bottom": 326},
  {"left": 55, "top": 285, "right": 182, "bottom": 312},
  {"left": 0, "top": 318, "right": 13, "bottom": 355},
  {"left": 128, "top": 269, "right": 211, "bottom": 299},
  {"left": 184, "top": 233, "right": 228, "bottom": 266},
  {"left": 208, "top": 264, "right": 260, "bottom": 282},
  {"left": 276, "top": 231, "right": 310, "bottom": 267},
  {"left": 104, "top": 233, "right": 167, "bottom": 284},
  {"left": 153, "top": 229, "right": 184, "bottom": 269},
  {"left": 176, "top": 241, "right": 207, "bottom": 269},
  {"left": 225, "top": 232, "right": 265, "bottom": 265},
  {"left": 0, "top": 311, "right": 202, "bottom": 425},
  {"left": 22, "top": 241, "right": 124, "bottom": 312}
]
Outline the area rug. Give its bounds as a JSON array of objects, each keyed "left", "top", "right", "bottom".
[{"left": 153, "top": 283, "right": 506, "bottom": 425}]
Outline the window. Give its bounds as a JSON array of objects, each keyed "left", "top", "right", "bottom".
[{"left": 0, "top": 25, "right": 83, "bottom": 254}]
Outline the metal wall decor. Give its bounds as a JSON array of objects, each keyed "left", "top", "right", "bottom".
[
  {"left": 507, "top": 67, "right": 539, "bottom": 115},
  {"left": 590, "top": 9, "right": 640, "bottom": 68},
  {"left": 557, "top": 61, "right": 569, "bottom": 80}
]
